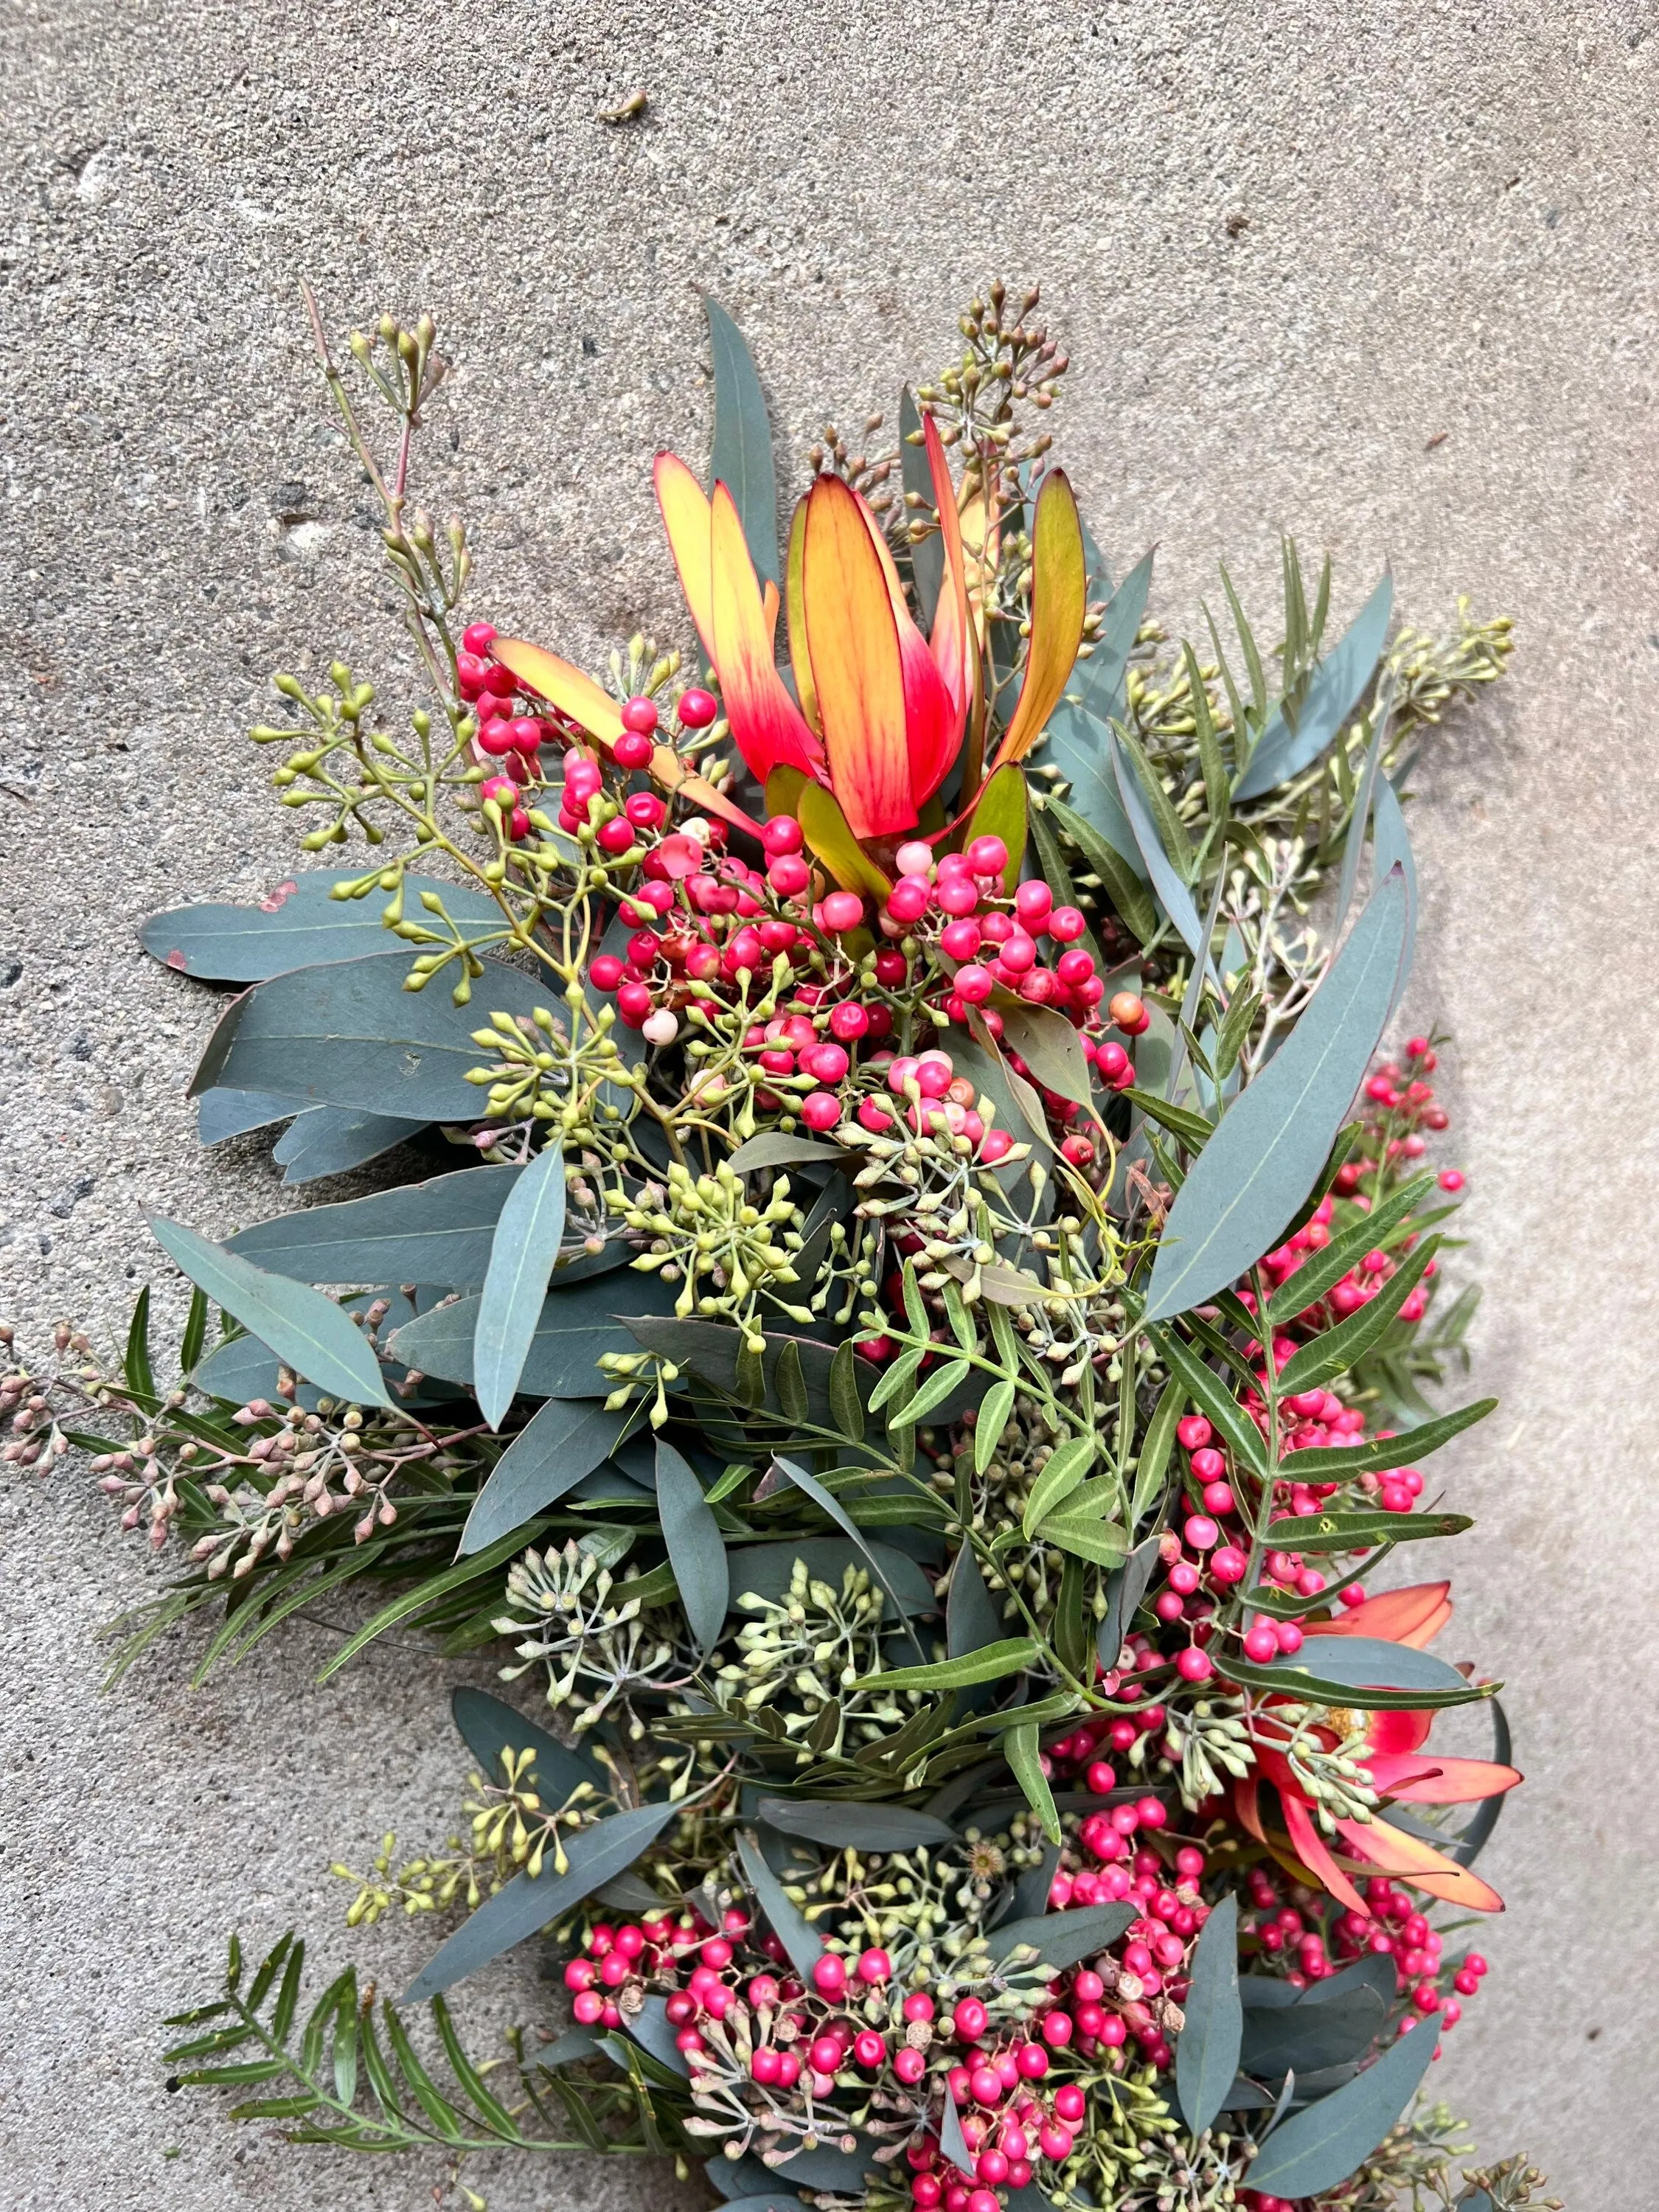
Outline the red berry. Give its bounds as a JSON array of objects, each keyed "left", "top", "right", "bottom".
[
  {"left": 1014, "top": 880, "right": 1053, "bottom": 925},
  {"left": 800, "top": 1091, "right": 843, "bottom": 1131},
  {"left": 597, "top": 817, "right": 636, "bottom": 853},
  {"left": 978, "top": 1128, "right": 1015, "bottom": 1164},
  {"left": 886, "top": 877, "right": 931, "bottom": 924},
  {"left": 830, "top": 1001, "right": 870, "bottom": 1040},
  {"left": 810, "top": 1953, "right": 846, "bottom": 1996},
  {"left": 613, "top": 729, "right": 655, "bottom": 769},
  {"left": 955, "top": 964, "right": 995, "bottom": 1004},
  {"left": 461, "top": 621, "right": 497, "bottom": 655},
  {"left": 621, "top": 695, "right": 659, "bottom": 734},
  {"left": 1048, "top": 905, "right": 1086, "bottom": 942},
  {"left": 1242, "top": 1624, "right": 1278, "bottom": 1662},
  {"left": 1439, "top": 1169, "right": 1464, "bottom": 1192},
  {"left": 1109, "top": 990, "right": 1149, "bottom": 1034},
  {"left": 677, "top": 687, "right": 718, "bottom": 728},
  {"left": 1176, "top": 1646, "right": 1213, "bottom": 1683}
]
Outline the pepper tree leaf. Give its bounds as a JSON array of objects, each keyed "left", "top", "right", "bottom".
[
  {"left": 1234, "top": 572, "right": 1394, "bottom": 801},
  {"left": 861, "top": 1640, "right": 1038, "bottom": 1693},
  {"left": 706, "top": 297, "right": 779, "bottom": 589},
  {"left": 656, "top": 1439, "right": 728, "bottom": 1655},
  {"left": 1275, "top": 1235, "right": 1441, "bottom": 1395},
  {"left": 734, "top": 1828, "right": 821, "bottom": 1978},
  {"left": 1243, "top": 2004, "right": 1436, "bottom": 2198},
  {"left": 403, "top": 1801, "right": 680, "bottom": 2002},
  {"left": 1214, "top": 1652, "right": 1491, "bottom": 1711},
  {"left": 1269, "top": 1402, "right": 1495, "bottom": 1485},
  {"left": 148, "top": 1216, "right": 392, "bottom": 1408},
  {"left": 1005, "top": 1721, "right": 1061, "bottom": 1844},
  {"left": 459, "top": 1398, "right": 630, "bottom": 1554},
  {"left": 1020, "top": 1433, "right": 1095, "bottom": 1537},
  {"left": 1262, "top": 1172, "right": 1436, "bottom": 1326},
  {"left": 1176, "top": 1894, "right": 1241, "bottom": 2136},
  {"left": 1141, "top": 869, "right": 1409, "bottom": 1324},
  {"left": 189, "top": 953, "right": 557, "bottom": 1121},
  {"left": 1034, "top": 1482, "right": 1130, "bottom": 1568},
  {"left": 473, "top": 1145, "right": 568, "bottom": 1428}
]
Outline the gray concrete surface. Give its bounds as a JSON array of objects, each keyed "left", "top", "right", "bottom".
[{"left": 3, "top": 0, "right": 1655, "bottom": 2203}]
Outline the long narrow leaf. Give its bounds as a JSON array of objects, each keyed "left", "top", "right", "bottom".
[{"left": 473, "top": 1144, "right": 567, "bottom": 1429}]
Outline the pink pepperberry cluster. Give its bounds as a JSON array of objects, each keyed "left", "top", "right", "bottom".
[
  {"left": 1242, "top": 1864, "right": 1489, "bottom": 2041},
  {"left": 556, "top": 1858, "right": 1217, "bottom": 2211}
]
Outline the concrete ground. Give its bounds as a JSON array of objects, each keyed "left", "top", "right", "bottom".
[{"left": 2, "top": 0, "right": 1654, "bottom": 2202}]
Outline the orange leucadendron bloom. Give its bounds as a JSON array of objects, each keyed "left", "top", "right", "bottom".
[
  {"left": 655, "top": 416, "right": 1086, "bottom": 852},
  {"left": 1232, "top": 1582, "right": 1522, "bottom": 1916}
]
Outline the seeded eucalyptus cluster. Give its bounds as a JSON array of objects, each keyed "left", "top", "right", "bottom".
[{"left": 18, "top": 288, "right": 1545, "bottom": 2210}]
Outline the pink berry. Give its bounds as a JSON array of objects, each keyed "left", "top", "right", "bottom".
[
  {"left": 768, "top": 854, "right": 811, "bottom": 897},
  {"left": 1243, "top": 1624, "right": 1279, "bottom": 1662},
  {"left": 936, "top": 874, "right": 980, "bottom": 917},
  {"left": 1014, "top": 880, "right": 1053, "bottom": 925},
  {"left": 953, "top": 1997, "right": 989, "bottom": 2042},
  {"left": 1184, "top": 1514, "right": 1220, "bottom": 1551},
  {"left": 821, "top": 891, "right": 865, "bottom": 933},
  {"left": 613, "top": 728, "right": 655, "bottom": 768},
  {"left": 762, "top": 813, "right": 803, "bottom": 855},
  {"left": 1276, "top": 1621, "right": 1304, "bottom": 1655},
  {"left": 894, "top": 2045, "right": 927, "bottom": 2084},
  {"left": 1048, "top": 905, "right": 1086, "bottom": 942},
  {"left": 967, "top": 834, "right": 1009, "bottom": 877},
  {"left": 1439, "top": 1169, "right": 1464, "bottom": 1192},
  {"left": 461, "top": 621, "right": 497, "bottom": 655},
  {"left": 886, "top": 877, "right": 931, "bottom": 924},
  {"left": 621, "top": 695, "right": 659, "bottom": 734},
  {"left": 811, "top": 1953, "right": 846, "bottom": 1996},
  {"left": 830, "top": 1001, "right": 870, "bottom": 1040},
  {"left": 955, "top": 963, "right": 995, "bottom": 1004},
  {"left": 978, "top": 1128, "right": 1015, "bottom": 1164},
  {"left": 857, "top": 1947, "right": 891, "bottom": 1983},
  {"left": 677, "top": 687, "right": 718, "bottom": 728},
  {"left": 1176, "top": 1646, "right": 1213, "bottom": 1683},
  {"left": 801, "top": 1091, "right": 844, "bottom": 1131}
]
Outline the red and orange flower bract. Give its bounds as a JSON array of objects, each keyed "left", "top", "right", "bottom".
[
  {"left": 655, "top": 418, "right": 1086, "bottom": 844},
  {"left": 1235, "top": 1582, "right": 1523, "bottom": 1916}
]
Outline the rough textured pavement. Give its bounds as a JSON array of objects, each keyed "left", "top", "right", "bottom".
[{"left": 4, "top": 1, "right": 1655, "bottom": 2204}]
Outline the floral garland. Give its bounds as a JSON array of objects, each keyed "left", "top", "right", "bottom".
[{"left": 15, "top": 286, "right": 1559, "bottom": 2212}]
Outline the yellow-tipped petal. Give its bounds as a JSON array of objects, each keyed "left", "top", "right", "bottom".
[
  {"left": 801, "top": 473, "right": 914, "bottom": 841},
  {"left": 489, "top": 639, "right": 623, "bottom": 745},
  {"left": 993, "top": 468, "right": 1087, "bottom": 768}
]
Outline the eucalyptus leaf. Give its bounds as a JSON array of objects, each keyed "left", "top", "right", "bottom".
[
  {"left": 1234, "top": 572, "right": 1393, "bottom": 801},
  {"left": 272, "top": 1106, "right": 428, "bottom": 1185},
  {"left": 984, "top": 1903, "right": 1134, "bottom": 1969},
  {"left": 1175, "top": 1894, "right": 1241, "bottom": 2136},
  {"left": 998, "top": 1003, "right": 1092, "bottom": 1106},
  {"left": 734, "top": 1827, "right": 821, "bottom": 1978},
  {"left": 1371, "top": 772, "right": 1418, "bottom": 1015},
  {"left": 149, "top": 1216, "right": 392, "bottom": 1408},
  {"left": 727, "top": 1132, "right": 845, "bottom": 1174},
  {"left": 227, "top": 1164, "right": 527, "bottom": 1287},
  {"left": 1099, "top": 1537, "right": 1162, "bottom": 1669},
  {"left": 657, "top": 1440, "right": 728, "bottom": 1654},
  {"left": 141, "top": 870, "right": 507, "bottom": 981},
  {"left": 459, "top": 1399, "right": 629, "bottom": 1553},
  {"left": 706, "top": 297, "right": 779, "bottom": 588},
  {"left": 190, "top": 953, "right": 558, "bottom": 1121},
  {"left": 388, "top": 1265, "right": 681, "bottom": 1397},
  {"left": 1243, "top": 2006, "right": 1436, "bottom": 2199},
  {"left": 473, "top": 1145, "right": 568, "bottom": 1428},
  {"left": 757, "top": 1799, "right": 956, "bottom": 1851},
  {"left": 449, "top": 1686, "right": 604, "bottom": 1801},
  {"left": 198, "top": 1088, "right": 295, "bottom": 1147},
  {"left": 1111, "top": 734, "right": 1208, "bottom": 959},
  {"left": 771, "top": 1458, "right": 927, "bottom": 1658},
  {"left": 403, "top": 1802, "right": 680, "bottom": 2002},
  {"left": 1141, "top": 870, "right": 1409, "bottom": 1324}
]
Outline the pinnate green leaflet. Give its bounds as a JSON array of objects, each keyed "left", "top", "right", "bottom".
[
  {"left": 1270, "top": 1399, "right": 1495, "bottom": 1484},
  {"left": 1262, "top": 1172, "right": 1435, "bottom": 1325}
]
